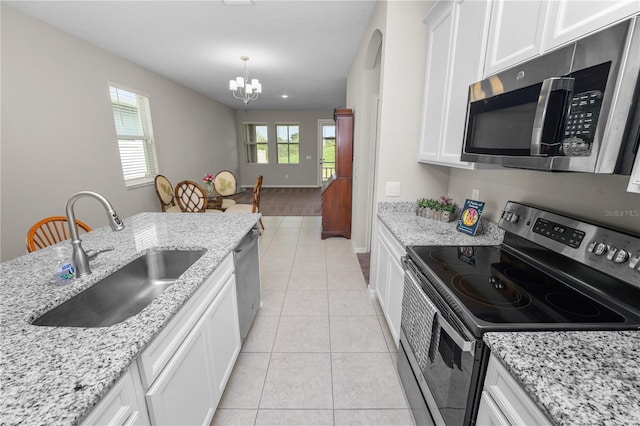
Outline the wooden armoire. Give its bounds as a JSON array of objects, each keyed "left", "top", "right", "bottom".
[{"left": 321, "top": 108, "right": 353, "bottom": 239}]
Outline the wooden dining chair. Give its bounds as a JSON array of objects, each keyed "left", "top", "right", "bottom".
[
  {"left": 174, "top": 180, "right": 222, "bottom": 213},
  {"left": 225, "top": 175, "right": 264, "bottom": 229},
  {"left": 154, "top": 175, "right": 182, "bottom": 212},
  {"left": 26, "top": 216, "right": 92, "bottom": 253},
  {"left": 213, "top": 170, "right": 238, "bottom": 210}
]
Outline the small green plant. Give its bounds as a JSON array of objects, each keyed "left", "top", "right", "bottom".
[
  {"left": 417, "top": 195, "right": 457, "bottom": 212},
  {"left": 417, "top": 197, "right": 438, "bottom": 209}
]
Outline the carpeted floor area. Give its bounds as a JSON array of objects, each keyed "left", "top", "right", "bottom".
[{"left": 236, "top": 187, "right": 322, "bottom": 216}]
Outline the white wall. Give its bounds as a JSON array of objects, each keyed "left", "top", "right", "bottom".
[
  {"left": 348, "top": 0, "right": 449, "bottom": 252},
  {"left": 1, "top": 5, "right": 239, "bottom": 261},
  {"left": 234, "top": 109, "right": 333, "bottom": 188},
  {"left": 448, "top": 169, "right": 640, "bottom": 234}
]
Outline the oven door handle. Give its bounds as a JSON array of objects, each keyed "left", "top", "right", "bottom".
[
  {"left": 402, "top": 258, "right": 476, "bottom": 355},
  {"left": 435, "top": 312, "right": 476, "bottom": 355}
]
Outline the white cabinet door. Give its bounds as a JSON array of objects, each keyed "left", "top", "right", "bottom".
[
  {"left": 82, "top": 363, "right": 149, "bottom": 426},
  {"left": 205, "top": 274, "right": 241, "bottom": 402},
  {"left": 484, "top": 0, "right": 548, "bottom": 77},
  {"left": 476, "top": 391, "right": 510, "bottom": 426},
  {"left": 146, "top": 311, "right": 217, "bottom": 426},
  {"left": 544, "top": 0, "right": 640, "bottom": 50},
  {"left": 438, "top": 0, "right": 491, "bottom": 168},
  {"left": 372, "top": 231, "right": 390, "bottom": 310},
  {"left": 482, "top": 354, "right": 552, "bottom": 426},
  {"left": 419, "top": 1, "right": 454, "bottom": 164},
  {"left": 373, "top": 222, "right": 405, "bottom": 347},
  {"left": 385, "top": 252, "right": 405, "bottom": 345},
  {"left": 419, "top": 0, "right": 490, "bottom": 168}
]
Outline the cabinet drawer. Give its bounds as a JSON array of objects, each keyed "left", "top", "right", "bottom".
[
  {"left": 484, "top": 354, "right": 552, "bottom": 426},
  {"left": 137, "top": 255, "right": 234, "bottom": 389},
  {"left": 81, "top": 363, "right": 148, "bottom": 426}
]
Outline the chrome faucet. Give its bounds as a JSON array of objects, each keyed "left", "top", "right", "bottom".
[{"left": 65, "top": 191, "right": 125, "bottom": 277}]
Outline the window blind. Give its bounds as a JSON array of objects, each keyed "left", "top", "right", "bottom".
[{"left": 110, "top": 86, "right": 159, "bottom": 186}]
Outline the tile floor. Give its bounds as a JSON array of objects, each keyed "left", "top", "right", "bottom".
[{"left": 211, "top": 216, "right": 412, "bottom": 426}]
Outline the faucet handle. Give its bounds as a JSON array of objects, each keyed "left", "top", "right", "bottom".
[{"left": 86, "top": 247, "right": 115, "bottom": 261}]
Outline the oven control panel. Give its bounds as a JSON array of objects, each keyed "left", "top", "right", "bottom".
[{"left": 499, "top": 201, "right": 640, "bottom": 285}]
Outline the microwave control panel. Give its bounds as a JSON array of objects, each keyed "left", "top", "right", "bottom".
[{"left": 562, "top": 90, "right": 603, "bottom": 156}]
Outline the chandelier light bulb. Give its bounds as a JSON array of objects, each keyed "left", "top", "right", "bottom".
[{"left": 229, "top": 56, "right": 261, "bottom": 105}]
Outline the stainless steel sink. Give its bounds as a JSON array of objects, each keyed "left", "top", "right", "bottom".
[{"left": 32, "top": 249, "right": 207, "bottom": 328}]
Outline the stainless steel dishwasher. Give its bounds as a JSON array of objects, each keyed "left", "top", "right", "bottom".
[{"left": 233, "top": 226, "right": 261, "bottom": 342}]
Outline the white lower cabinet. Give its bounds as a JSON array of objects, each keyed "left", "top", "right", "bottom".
[
  {"left": 81, "top": 362, "right": 149, "bottom": 426},
  {"left": 82, "top": 254, "right": 241, "bottom": 426},
  {"left": 477, "top": 354, "right": 551, "bottom": 426},
  {"left": 145, "top": 310, "right": 218, "bottom": 425},
  {"left": 371, "top": 221, "right": 405, "bottom": 347}
]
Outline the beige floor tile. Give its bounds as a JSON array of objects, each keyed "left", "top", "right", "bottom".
[
  {"left": 273, "top": 316, "right": 330, "bottom": 352},
  {"left": 288, "top": 269, "right": 327, "bottom": 290},
  {"left": 334, "top": 409, "right": 413, "bottom": 426},
  {"left": 282, "top": 290, "right": 329, "bottom": 316},
  {"left": 218, "top": 353, "right": 271, "bottom": 409},
  {"left": 329, "top": 316, "right": 388, "bottom": 352},
  {"left": 260, "top": 252, "right": 294, "bottom": 271},
  {"left": 332, "top": 353, "right": 407, "bottom": 409},
  {"left": 255, "top": 409, "right": 334, "bottom": 426},
  {"left": 291, "top": 255, "right": 327, "bottom": 272},
  {"left": 260, "top": 353, "right": 333, "bottom": 409},
  {"left": 210, "top": 409, "right": 257, "bottom": 426},
  {"left": 242, "top": 316, "right": 279, "bottom": 353},
  {"left": 327, "top": 269, "right": 367, "bottom": 290},
  {"left": 257, "top": 290, "right": 286, "bottom": 316},
  {"left": 260, "top": 269, "right": 290, "bottom": 290},
  {"left": 326, "top": 254, "right": 361, "bottom": 272},
  {"left": 328, "top": 291, "right": 376, "bottom": 316}
]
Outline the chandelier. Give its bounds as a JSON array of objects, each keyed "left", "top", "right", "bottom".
[{"left": 229, "top": 56, "right": 262, "bottom": 105}]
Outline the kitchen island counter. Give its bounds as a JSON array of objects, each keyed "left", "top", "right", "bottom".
[
  {"left": 484, "top": 330, "right": 640, "bottom": 425},
  {"left": 0, "top": 212, "right": 260, "bottom": 425},
  {"left": 377, "top": 201, "right": 504, "bottom": 247}
]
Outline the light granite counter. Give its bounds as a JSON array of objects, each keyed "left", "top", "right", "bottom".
[
  {"left": 0, "top": 212, "right": 260, "bottom": 425},
  {"left": 484, "top": 331, "right": 640, "bottom": 425},
  {"left": 377, "top": 201, "right": 504, "bottom": 247}
]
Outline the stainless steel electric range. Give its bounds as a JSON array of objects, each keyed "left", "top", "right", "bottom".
[{"left": 397, "top": 201, "right": 640, "bottom": 426}]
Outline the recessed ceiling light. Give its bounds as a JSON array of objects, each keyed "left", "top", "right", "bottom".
[{"left": 281, "top": 94, "right": 289, "bottom": 99}]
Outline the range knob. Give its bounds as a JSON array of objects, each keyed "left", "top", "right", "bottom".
[
  {"left": 510, "top": 213, "right": 520, "bottom": 223},
  {"left": 592, "top": 242, "right": 608, "bottom": 256},
  {"left": 613, "top": 249, "right": 630, "bottom": 264}
]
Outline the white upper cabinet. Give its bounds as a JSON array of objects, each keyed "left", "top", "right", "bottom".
[
  {"left": 483, "top": 0, "right": 548, "bottom": 77},
  {"left": 419, "top": 0, "right": 491, "bottom": 169},
  {"left": 544, "top": 1, "right": 640, "bottom": 50},
  {"left": 484, "top": 0, "right": 640, "bottom": 77}
]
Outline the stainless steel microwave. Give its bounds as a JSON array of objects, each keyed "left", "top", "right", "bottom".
[{"left": 461, "top": 17, "right": 640, "bottom": 174}]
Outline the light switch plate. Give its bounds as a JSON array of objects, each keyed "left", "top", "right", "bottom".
[
  {"left": 386, "top": 182, "right": 401, "bottom": 197},
  {"left": 306, "top": 155, "right": 312, "bottom": 160}
]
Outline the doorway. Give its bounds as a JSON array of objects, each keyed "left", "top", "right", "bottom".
[{"left": 318, "top": 119, "right": 336, "bottom": 185}]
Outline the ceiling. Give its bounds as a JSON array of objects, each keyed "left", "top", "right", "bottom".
[{"left": 5, "top": 0, "right": 377, "bottom": 110}]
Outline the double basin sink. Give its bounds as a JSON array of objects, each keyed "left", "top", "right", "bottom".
[{"left": 32, "top": 249, "right": 206, "bottom": 328}]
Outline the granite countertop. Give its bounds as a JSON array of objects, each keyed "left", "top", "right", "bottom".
[
  {"left": 377, "top": 201, "right": 504, "bottom": 247},
  {"left": 484, "top": 331, "right": 640, "bottom": 425},
  {"left": 0, "top": 212, "right": 260, "bottom": 425}
]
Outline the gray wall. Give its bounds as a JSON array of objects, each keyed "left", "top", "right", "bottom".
[
  {"left": 347, "top": 0, "right": 449, "bottom": 252},
  {"left": 235, "top": 109, "right": 333, "bottom": 188},
  {"left": 1, "top": 5, "right": 239, "bottom": 261}
]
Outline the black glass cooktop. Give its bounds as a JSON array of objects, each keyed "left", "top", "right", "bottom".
[{"left": 407, "top": 245, "right": 625, "bottom": 326}]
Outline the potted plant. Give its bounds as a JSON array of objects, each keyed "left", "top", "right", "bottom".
[
  {"left": 416, "top": 195, "right": 457, "bottom": 222},
  {"left": 202, "top": 173, "right": 215, "bottom": 196}
]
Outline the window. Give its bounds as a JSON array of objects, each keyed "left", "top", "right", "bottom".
[
  {"left": 276, "top": 123, "right": 300, "bottom": 164},
  {"left": 245, "top": 123, "right": 269, "bottom": 164},
  {"left": 109, "top": 86, "right": 159, "bottom": 187}
]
